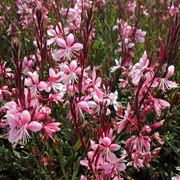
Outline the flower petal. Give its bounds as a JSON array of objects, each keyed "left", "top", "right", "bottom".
[
  {"left": 56, "top": 38, "right": 67, "bottom": 48},
  {"left": 47, "top": 38, "right": 55, "bottom": 46},
  {"left": 71, "top": 43, "right": 83, "bottom": 51},
  {"left": 49, "top": 68, "right": 56, "bottom": 78},
  {"left": 70, "top": 60, "right": 77, "bottom": 70},
  {"left": 27, "top": 121, "right": 42, "bottom": 132},
  {"left": 7, "top": 114, "right": 19, "bottom": 129},
  {"left": 20, "top": 110, "right": 31, "bottom": 124},
  {"left": 166, "top": 65, "right": 175, "bottom": 78},
  {"left": 8, "top": 128, "right": 23, "bottom": 143},
  {"left": 46, "top": 122, "right": 61, "bottom": 132},
  {"left": 110, "top": 144, "right": 121, "bottom": 151},
  {"left": 52, "top": 49, "right": 65, "bottom": 60},
  {"left": 47, "top": 29, "right": 56, "bottom": 36},
  {"left": 100, "top": 137, "right": 111, "bottom": 147},
  {"left": 67, "top": 33, "right": 74, "bottom": 46},
  {"left": 139, "top": 51, "right": 149, "bottom": 68}
]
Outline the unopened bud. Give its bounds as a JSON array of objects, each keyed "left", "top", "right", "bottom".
[{"left": 11, "top": 37, "right": 20, "bottom": 52}]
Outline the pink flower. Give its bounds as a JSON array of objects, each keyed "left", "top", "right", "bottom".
[
  {"left": 90, "top": 68, "right": 104, "bottom": 103},
  {"left": 46, "top": 68, "right": 66, "bottom": 93},
  {"left": 76, "top": 96, "right": 92, "bottom": 114},
  {"left": 25, "top": 71, "right": 47, "bottom": 95},
  {"left": 47, "top": 22, "right": 68, "bottom": 45},
  {"left": 43, "top": 122, "right": 61, "bottom": 140},
  {"left": 125, "top": 135, "right": 152, "bottom": 169},
  {"left": 130, "top": 51, "right": 149, "bottom": 86},
  {"left": 111, "top": 58, "right": 122, "bottom": 73},
  {"left": 126, "top": 135, "right": 151, "bottom": 153},
  {"left": 135, "top": 29, "right": 146, "bottom": 43},
  {"left": 99, "top": 137, "right": 120, "bottom": 163},
  {"left": 101, "top": 158, "right": 126, "bottom": 176},
  {"left": 153, "top": 65, "right": 178, "bottom": 91},
  {"left": 7, "top": 110, "right": 42, "bottom": 143},
  {"left": 22, "top": 57, "right": 33, "bottom": 75},
  {"left": 80, "top": 150, "right": 103, "bottom": 171},
  {"left": 49, "top": 93, "right": 64, "bottom": 103},
  {"left": 52, "top": 33, "right": 83, "bottom": 60},
  {"left": 60, "top": 60, "right": 81, "bottom": 84},
  {"left": 117, "top": 103, "right": 131, "bottom": 134},
  {"left": 106, "top": 91, "right": 120, "bottom": 111},
  {"left": 152, "top": 98, "right": 170, "bottom": 117}
]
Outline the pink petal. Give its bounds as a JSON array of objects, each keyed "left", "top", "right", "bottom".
[
  {"left": 62, "top": 74, "right": 72, "bottom": 84},
  {"left": 66, "top": 33, "right": 74, "bottom": 46},
  {"left": 132, "top": 72, "right": 141, "bottom": 86},
  {"left": 75, "top": 67, "right": 82, "bottom": 75},
  {"left": 87, "top": 151, "right": 95, "bottom": 160},
  {"left": 47, "top": 29, "right": 56, "bottom": 36},
  {"left": 7, "top": 113, "right": 15, "bottom": 122},
  {"left": 117, "top": 119, "right": 128, "bottom": 134},
  {"left": 47, "top": 38, "right": 55, "bottom": 46},
  {"left": 71, "top": 43, "right": 83, "bottom": 51},
  {"left": 24, "top": 78, "right": 33, "bottom": 87},
  {"left": 100, "top": 137, "right": 111, "bottom": 147},
  {"left": 27, "top": 121, "right": 42, "bottom": 132},
  {"left": 152, "top": 78, "right": 159, "bottom": 88},
  {"left": 166, "top": 80, "right": 177, "bottom": 89},
  {"left": 8, "top": 128, "right": 23, "bottom": 143},
  {"left": 78, "top": 101, "right": 90, "bottom": 113},
  {"left": 166, "top": 65, "right": 175, "bottom": 78},
  {"left": 29, "top": 71, "right": 39, "bottom": 84},
  {"left": 80, "top": 160, "right": 89, "bottom": 167},
  {"left": 70, "top": 60, "right": 77, "bottom": 70},
  {"left": 4, "top": 101, "right": 17, "bottom": 110},
  {"left": 60, "top": 64, "right": 70, "bottom": 73},
  {"left": 95, "top": 77, "right": 102, "bottom": 87},
  {"left": 88, "top": 101, "right": 97, "bottom": 109},
  {"left": 46, "top": 122, "right": 61, "bottom": 132},
  {"left": 110, "top": 144, "right": 121, "bottom": 151},
  {"left": 107, "top": 151, "right": 117, "bottom": 164},
  {"left": 159, "top": 99, "right": 170, "bottom": 107},
  {"left": 93, "top": 93, "right": 101, "bottom": 103},
  {"left": 80, "top": 175, "right": 87, "bottom": 180},
  {"left": 116, "top": 162, "right": 126, "bottom": 171},
  {"left": 154, "top": 102, "right": 161, "bottom": 117},
  {"left": 38, "top": 81, "right": 47, "bottom": 91},
  {"left": 151, "top": 120, "right": 164, "bottom": 129},
  {"left": 94, "top": 87, "right": 103, "bottom": 102},
  {"left": 56, "top": 38, "right": 67, "bottom": 48},
  {"left": 154, "top": 99, "right": 170, "bottom": 116},
  {"left": 20, "top": 110, "right": 31, "bottom": 124},
  {"left": 7, "top": 114, "right": 19, "bottom": 129},
  {"left": 49, "top": 68, "right": 56, "bottom": 78},
  {"left": 90, "top": 140, "right": 98, "bottom": 150},
  {"left": 52, "top": 49, "right": 65, "bottom": 60},
  {"left": 139, "top": 51, "right": 149, "bottom": 68}
]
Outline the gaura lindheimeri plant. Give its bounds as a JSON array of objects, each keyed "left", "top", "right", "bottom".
[{"left": 0, "top": 0, "right": 179, "bottom": 179}]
